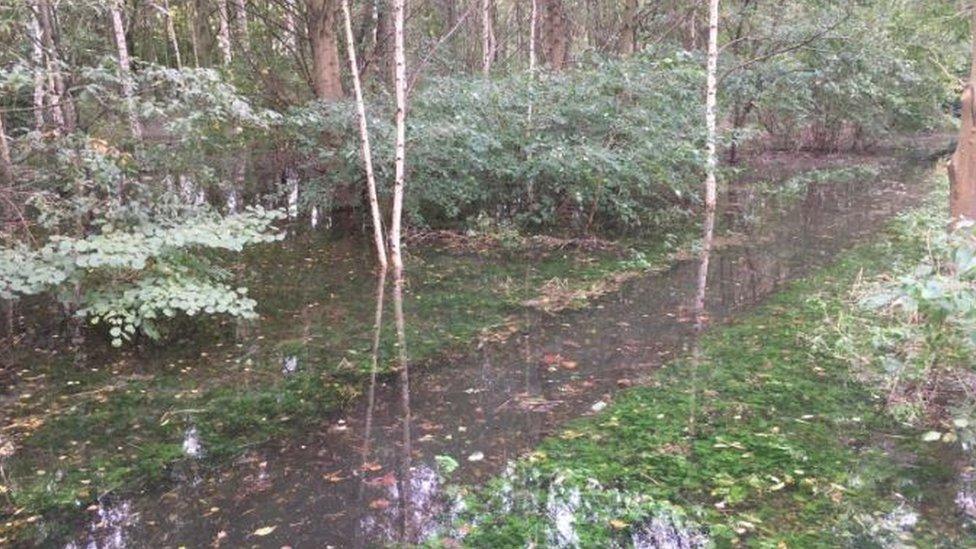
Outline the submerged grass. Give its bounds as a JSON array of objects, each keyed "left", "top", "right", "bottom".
[
  {"left": 448, "top": 175, "right": 976, "bottom": 547},
  {"left": 0, "top": 216, "right": 693, "bottom": 543}
]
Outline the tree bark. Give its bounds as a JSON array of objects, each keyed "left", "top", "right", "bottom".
[
  {"left": 538, "top": 0, "right": 569, "bottom": 70},
  {"left": 0, "top": 113, "right": 13, "bottom": 186},
  {"left": 36, "top": 0, "right": 76, "bottom": 133},
  {"left": 307, "top": 0, "right": 345, "bottom": 100},
  {"left": 28, "top": 10, "right": 45, "bottom": 133},
  {"left": 481, "top": 0, "right": 496, "bottom": 75},
  {"left": 704, "top": 0, "right": 719, "bottom": 218},
  {"left": 341, "top": 0, "right": 388, "bottom": 269},
  {"left": 232, "top": 0, "right": 250, "bottom": 51},
  {"left": 111, "top": 1, "right": 144, "bottom": 141},
  {"left": 162, "top": 0, "right": 183, "bottom": 68},
  {"left": 390, "top": 0, "right": 407, "bottom": 276},
  {"left": 949, "top": 3, "right": 976, "bottom": 223},
  {"left": 217, "top": 0, "right": 233, "bottom": 64},
  {"left": 619, "top": 0, "right": 638, "bottom": 56}
]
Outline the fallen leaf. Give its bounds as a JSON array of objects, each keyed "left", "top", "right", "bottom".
[{"left": 253, "top": 526, "right": 276, "bottom": 537}]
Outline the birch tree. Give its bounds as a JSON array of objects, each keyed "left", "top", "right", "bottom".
[
  {"left": 0, "top": 113, "right": 12, "bottom": 186},
  {"left": 110, "top": 0, "right": 143, "bottom": 141},
  {"left": 390, "top": 0, "right": 407, "bottom": 276},
  {"left": 703, "top": 0, "right": 719, "bottom": 226},
  {"left": 949, "top": 3, "right": 976, "bottom": 223},
  {"left": 28, "top": 10, "right": 45, "bottom": 133},
  {"left": 481, "top": 0, "right": 495, "bottom": 75},
  {"left": 341, "top": 0, "right": 389, "bottom": 269},
  {"left": 217, "top": 0, "right": 233, "bottom": 64}
]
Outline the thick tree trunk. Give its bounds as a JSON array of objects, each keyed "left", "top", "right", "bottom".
[
  {"left": 538, "top": 0, "right": 569, "bottom": 70},
  {"left": 619, "top": 0, "right": 638, "bottom": 56},
  {"left": 390, "top": 0, "right": 407, "bottom": 276},
  {"left": 949, "top": 4, "right": 976, "bottom": 223},
  {"left": 341, "top": 0, "right": 388, "bottom": 269},
  {"left": 111, "top": 1, "right": 143, "bottom": 141},
  {"left": 307, "top": 0, "right": 345, "bottom": 100}
]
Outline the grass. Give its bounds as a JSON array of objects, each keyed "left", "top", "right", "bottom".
[{"left": 446, "top": 175, "right": 976, "bottom": 547}]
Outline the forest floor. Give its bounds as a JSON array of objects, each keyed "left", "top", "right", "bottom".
[
  {"left": 447, "top": 175, "right": 976, "bottom": 547},
  {"left": 0, "top": 152, "right": 927, "bottom": 544}
]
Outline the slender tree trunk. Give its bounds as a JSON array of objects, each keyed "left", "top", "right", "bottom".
[
  {"left": 217, "top": 0, "right": 233, "bottom": 64},
  {"left": 36, "top": 0, "right": 75, "bottom": 133},
  {"left": 481, "top": 0, "right": 495, "bottom": 75},
  {"left": 390, "top": 0, "right": 407, "bottom": 276},
  {"left": 949, "top": 3, "right": 976, "bottom": 223},
  {"left": 619, "top": 0, "right": 637, "bottom": 56},
  {"left": 341, "top": 0, "right": 388, "bottom": 269},
  {"left": 111, "top": 1, "right": 144, "bottom": 141},
  {"left": 529, "top": 0, "right": 537, "bottom": 71},
  {"left": 307, "top": 0, "right": 345, "bottom": 100},
  {"left": 28, "top": 10, "right": 45, "bottom": 133},
  {"left": 163, "top": 0, "right": 183, "bottom": 68},
  {"left": 0, "top": 113, "right": 13, "bottom": 186},
  {"left": 704, "top": 0, "right": 719, "bottom": 214}
]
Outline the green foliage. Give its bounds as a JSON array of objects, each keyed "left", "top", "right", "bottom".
[
  {"left": 0, "top": 207, "right": 283, "bottom": 345},
  {"left": 283, "top": 53, "right": 705, "bottom": 234}
]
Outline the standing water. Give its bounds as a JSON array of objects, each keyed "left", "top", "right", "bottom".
[{"left": 5, "top": 152, "right": 947, "bottom": 547}]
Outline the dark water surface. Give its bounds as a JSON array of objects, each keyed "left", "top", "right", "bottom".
[{"left": 52, "top": 155, "right": 939, "bottom": 548}]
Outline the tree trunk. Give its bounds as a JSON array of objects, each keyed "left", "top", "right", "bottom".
[
  {"left": 341, "top": 0, "right": 388, "bottom": 269},
  {"left": 949, "top": 3, "right": 976, "bottom": 223},
  {"left": 481, "top": 0, "right": 496, "bottom": 75},
  {"left": 28, "top": 10, "right": 45, "bottom": 133},
  {"left": 217, "top": 0, "right": 233, "bottom": 64},
  {"left": 163, "top": 0, "right": 183, "bottom": 68},
  {"left": 529, "top": 0, "right": 537, "bottom": 71},
  {"left": 390, "top": 0, "right": 407, "bottom": 276},
  {"left": 111, "top": 1, "right": 144, "bottom": 141},
  {"left": 307, "top": 0, "right": 345, "bottom": 100},
  {"left": 704, "top": 0, "right": 719, "bottom": 218},
  {"left": 619, "top": 0, "right": 638, "bottom": 56},
  {"left": 538, "top": 0, "right": 569, "bottom": 70},
  {"left": 0, "top": 113, "right": 13, "bottom": 186},
  {"left": 232, "top": 0, "right": 250, "bottom": 51},
  {"left": 36, "top": 0, "right": 76, "bottom": 133}
]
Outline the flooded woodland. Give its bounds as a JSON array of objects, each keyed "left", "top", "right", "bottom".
[{"left": 2, "top": 1, "right": 976, "bottom": 547}]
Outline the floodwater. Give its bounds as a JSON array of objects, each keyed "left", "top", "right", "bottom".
[{"left": 11, "top": 152, "right": 951, "bottom": 547}]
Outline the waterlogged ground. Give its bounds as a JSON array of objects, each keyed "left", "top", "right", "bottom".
[{"left": 0, "top": 148, "right": 952, "bottom": 546}]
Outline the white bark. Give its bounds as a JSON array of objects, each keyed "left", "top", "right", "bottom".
[
  {"left": 342, "top": 0, "right": 388, "bottom": 269},
  {"left": 390, "top": 0, "right": 407, "bottom": 276},
  {"left": 217, "top": 0, "right": 233, "bottom": 64},
  {"left": 111, "top": 1, "right": 143, "bottom": 140},
  {"left": 529, "top": 0, "right": 537, "bottom": 72},
  {"left": 704, "top": 0, "right": 719, "bottom": 216},
  {"left": 481, "top": 0, "right": 495, "bottom": 75},
  {"left": 0, "top": 113, "right": 13, "bottom": 185},
  {"left": 28, "top": 12, "right": 45, "bottom": 133}
]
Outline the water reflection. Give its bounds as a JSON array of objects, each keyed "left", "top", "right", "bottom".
[{"left": 54, "top": 159, "right": 932, "bottom": 548}]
